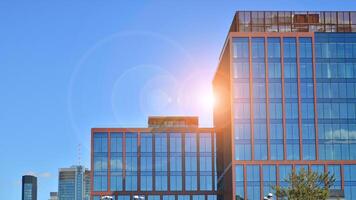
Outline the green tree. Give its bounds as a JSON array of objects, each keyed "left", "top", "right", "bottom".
[{"left": 273, "top": 168, "right": 335, "bottom": 200}]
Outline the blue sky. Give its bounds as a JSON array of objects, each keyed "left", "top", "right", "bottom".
[{"left": 0, "top": 1, "right": 355, "bottom": 199}]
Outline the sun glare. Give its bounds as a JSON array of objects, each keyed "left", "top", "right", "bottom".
[{"left": 200, "top": 89, "right": 216, "bottom": 110}]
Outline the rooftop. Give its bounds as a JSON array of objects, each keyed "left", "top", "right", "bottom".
[
  {"left": 148, "top": 116, "right": 199, "bottom": 128},
  {"left": 229, "top": 11, "right": 356, "bottom": 33}
]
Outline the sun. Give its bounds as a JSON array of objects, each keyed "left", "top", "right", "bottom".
[{"left": 199, "top": 89, "right": 216, "bottom": 110}]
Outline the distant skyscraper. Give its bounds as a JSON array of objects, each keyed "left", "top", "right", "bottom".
[
  {"left": 22, "top": 175, "right": 37, "bottom": 200},
  {"left": 58, "top": 165, "right": 90, "bottom": 200},
  {"left": 49, "top": 192, "right": 58, "bottom": 200}
]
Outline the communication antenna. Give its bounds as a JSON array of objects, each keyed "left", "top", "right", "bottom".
[{"left": 77, "top": 143, "right": 81, "bottom": 166}]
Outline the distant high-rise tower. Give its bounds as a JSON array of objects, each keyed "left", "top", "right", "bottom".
[
  {"left": 22, "top": 175, "right": 37, "bottom": 200},
  {"left": 49, "top": 192, "right": 58, "bottom": 200},
  {"left": 58, "top": 165, "right": 90, "bottom": 200}
]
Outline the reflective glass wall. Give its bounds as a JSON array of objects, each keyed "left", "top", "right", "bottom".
[
  {"left": 92, "top": 130, "right": 217, "bottom": 200},
  {"left": 231, "top": 33, "right": 356, "bottom": 200},
  {"left": 315, "top": 33, "right": 356, "bottom": 160}
]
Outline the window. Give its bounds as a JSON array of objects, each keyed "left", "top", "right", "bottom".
[
  {"left": 328, "top": 165, "right": 341, "bottom": 189},
  {"left": 235, "top": 103, "right": 250, "bottom": 119},
  {"left": 253, "top": 82, "right": 266, "bottom": 98},
  {"left": 284, "top": 82, "right": 298, "bottom": 98},
  {"left": 93, "top": 132, "right": 108, "bottom": 192},
  {"left": 269, "top": 103, "right": 282, "bottom": 119},
  {"left": 301, "top": 103, "right": 314, "bottom": 120},
  {"left": 286, "top": 124, "right": 300, "bottom": 160},
  {"left": 163, "top": 196, "right": 175, "bottom": 200},
  {"left": 302, "top": 124, "right": 316, "bottom": 160},
  {"left": 299, "top": 37, "right": 312, "bottom": 58},
  {"left": 246, "top": 165, "right": 260, "bottom": 200},
  {"left": 125, "top": 133, "right": 137, "bottom": 191},
  {"left": 140, "top": 133, "right": 153, "bottom": 191},
  {"left": 235, "top": 165, "right": 244, "bottom": 199},
  {"left": 252, "top": 38, "right": 265, "bottom": 58},
  {"left": 279, "top": 165, "right": 292, "bottom": 187},
  {"left": 263, "top": 165, "right": 276, "bottom": 196},
  {"left": 284, "top": 63, "right": 297, "bottom": 79},
  {"left": 200, "top": 133, "right": 213, "bottom": 191},
  {"left": 254, "top": 123, "right": 267, "bottom": 160},
  {"left": 233, "top": 38, "right": 249, "bottom": 58},
  {"left": 270, "top": 123, "right": 284, "bottom": 160},
  {"left": 170, "top": 133, "right": 182, "bottom": 191},
  {"left": 253, "top": 63, "right": 265, "bottom": 78},
  {"left": 193, "top": 195, "right": 205, "bottom": 200},
  {"left": 268, "top": 38, "right": 281, "bottom": 58},
  {"left": 148, "top": 196, "right": 160, "bottom": 200},
  {"left": 234, "top": 82, "right": 249, "bottom": 99},
  {"left": 285, "top": 103, "right": 298, "bottom": 119},
  {"left": 300, "top": 82, "right": 314, "bottom": 98},
  {"left": 110, "top": 133, "right": 123, "bottom": 191},
  {"left": 268, "top": 82, "right": 282, "bottom": 98},
  {"left": 254, "top": 103, "right": 266, "bottom": 119},
  {"left": 283, "top": 38, "right": 297, "bottom": 58},
  {"left": 234, "top": 62, "right": 250, "bottom": 78},
  {"left": 235, "top": 123, "right": 251, "bottom": 160},
  {"left": 268, "top": 63, "right": 281, "bottom": 78},
  {"left": 155, "top": 133, "right": 168, "bottom": 191},
  {"left": 185, "top": 133, "right": 197, "bottom": 191},
  {"left": 344, "top": 165, "right": 356, "bottom": 200}
]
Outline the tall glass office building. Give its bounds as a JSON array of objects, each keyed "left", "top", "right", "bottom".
[
  {"left": 22, "top": 175, "right": 37, "bottom": 200},
  {"left": 213, "top": 11, "right": 356, "bottom": 200},
  {"left": 58, "top": 165, "right": 90, "bottom": 200},
  {"left": 91, "top": 117, "right": 217, "bottom": 200}
]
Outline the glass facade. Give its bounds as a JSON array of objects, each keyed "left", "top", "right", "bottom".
[
  {"left": 316, "top": 33, "right": 356, "bottom": 161},
  {"left": 58, "top": 166, "right": 90, "bottom": 200},
  {"left": 91, "top": 128, "right": 216, "bottom": 200},
  {"left": 23, "top": 183, "right": 33, "bottom": 200},
  {"left": 228, "top": 32, "right": 356, "bottom": 200}
]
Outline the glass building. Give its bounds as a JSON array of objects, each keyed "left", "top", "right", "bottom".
[
  {"left": 22, "top": 175, "right": 37, "bottom": 200},
  {"left": 213, "top": 11, "right": 356, "bottom": 200},
  {"left": 91, "top": 117, "right": 217, "bottom": 200},
  {"left": 49, "top": 192, "right": 58, "bottom": 200},
  {"left": 58, "top": 165, "right": 90, "bottom": 200}
]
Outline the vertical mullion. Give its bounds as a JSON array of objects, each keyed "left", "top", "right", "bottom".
[
  {"left": 259, "top": 164, "right": 263, "bottom": 200},
  {"left": 197, "top": 132, "right": 201, "bottom": 191},
  {"left": 243, "top": 164, "right": 247, "bottom": 200},
  {"left": 341, "top": 164, "right": 345, "bottom": 190},
  {"left": 168, "top": 132, "right": 171, "bottom": 192},
  {"left": 312, "top": 35, "right": 319, "bottom": 160},
  {"left": 249, "top": 36, "right": 255, "bottom": 161},
  {"left": 296, "top": 36, "right": 303, "bottom": 160},
  {"left": 182, "top": 131, "right": 186, "bottom": 192},
  {"left": 108, "top": 130, "right": 111, "bottom": 193},
  {"left": 211, "top": 131, "right": 215, "bottom": 191},
  {"left": 123, "top": 132, "right": 126, "bottom": 191},
  {"left": 265, "top": 36, "right": 271, "bottom": 161},
  {"left": 281, "top": 36, "right": 287, "bottom": 160},
  {"left": 138, "top": 131, "right": 141, "bottom": 192},
  {"left": 153, "top": 132, "right": 156, "bottom": 192}
]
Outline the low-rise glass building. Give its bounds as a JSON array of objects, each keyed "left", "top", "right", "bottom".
[{"left": 91, "top": 117, "right": 217, "bottom": 200}]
